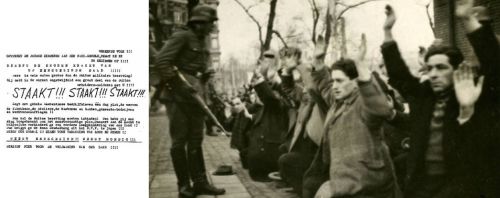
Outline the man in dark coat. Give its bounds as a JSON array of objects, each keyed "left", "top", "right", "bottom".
[
  {"left": 224, "top": 96, "right": 254, "bottom": 168},
  {"left": 153, "top": 5, "right": 225, "bottom": 198},
  {"left": 381, "top": 3, "right": 499, "bottom": 197},
  {"left": 277, "top": 48, "right": 325, "bottom": 196},
  {"left": 243, "top": 50, "right": 300, "bottom": 181},
  {"left": 452, "top": 1, "right": 500, "bottom": 196}
]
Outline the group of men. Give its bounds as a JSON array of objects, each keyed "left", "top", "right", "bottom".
[{"left": 153, "top": 0, "right": 499, "bottom": 197}]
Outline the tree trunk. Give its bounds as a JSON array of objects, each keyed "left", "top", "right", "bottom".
[
  {"left": 309, "top": 0, "right": 320, "bottom": 44},
  {"left": 323, "top": 0, "right": 336, "bottom": 56},
  {"left": 339, "top": 17, "right": 347, "bottom": 57},
  {"left": 262, "top": 0, "right": 278, "bottom": 52}
]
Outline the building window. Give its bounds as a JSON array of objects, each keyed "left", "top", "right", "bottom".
[
  {"left": 213, "top": 61, "right": 220, "bottom": 69},
  {"left": 174, "top": 11, "right": 182, "bottom": 24},
  {"left": 211, "top": 38, "right": 218, "bottom": 49}
]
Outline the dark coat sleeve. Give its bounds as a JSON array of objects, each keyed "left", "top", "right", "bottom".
[
  {"left": 466, "top": 24, "right": 500, "bottom": 113},
  {"left": 253, "top": 81, "right": 287, "bottom": 109},
  {"left": 311, "top": 67, "right": 335, "bottom": 108},
  {"left": 154, "top": 31, "right": 188, "bottom": 79},
  {"left": 358, "top": 77, "right": 394, "bottom": 128},
  {"left": 308, "top": 89, "right": 329, "bottom": 117},
  {"left": 461, "top": 24, "right": 500, "bottom": 168},
  {"left": 381, "top": 41, "right": 422, "bottom": 102},
  {"left": 280, "top": 72, "right": 303, "bottom": 107}
]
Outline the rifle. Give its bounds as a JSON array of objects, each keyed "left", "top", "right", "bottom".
[
  {"left": 175, "top": 68, "right": 229, "bottom": 137},
  {"left": 207, "top": 82, "right": 226, "bottom": 112}
]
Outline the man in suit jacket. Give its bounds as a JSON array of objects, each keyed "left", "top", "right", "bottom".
[{"left": 303, "top": 57, "right": 397, "bottom": 198}]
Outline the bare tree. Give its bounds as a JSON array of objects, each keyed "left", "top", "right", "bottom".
[
  {"left": 414, "top": 0, "right": 435, "bottom": 36},
  {"left": 233, "top": 0, "right": 264, "bottom": 53},
  {"left": 273, "top": 30, "right": 288, "bottom": 48},
  {"left": 233, "top": 0, "right": 281, "bottom": 58},
  {"left": 322, "top": 0, "right": 386, "bottom": 59},
  {"left": 307, "top": 0, "right": 322, "bottom": 44},
  {"left": 263, "top": 0, "right": 278, "bottom": 52}
]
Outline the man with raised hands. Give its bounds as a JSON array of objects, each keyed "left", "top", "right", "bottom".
[
  {"left": 303, "top": 35, "right": 398, "bottom": 198},
  {"left": 381, "top": 2, "right": 498, "bottom": 197}
]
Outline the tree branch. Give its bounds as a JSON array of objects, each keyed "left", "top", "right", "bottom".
[
  {"left": 247, "top": 3, "right": 259, "bottom": 11},
  {"left": 233, "top": 0, "right": 264, "bottom": 50},
  {"left": 336, "top": 1, "right": 347, "bottom": 7},
  {"left": 272, "top": 30, "right": 288, "bottom": 48},
  {"left": 308, "top": 0, "right": 320, "bottom": 44},
  {"left": 336, "top": 0, "right": 386, "bottom": 20},
  {"left": 324, "top": 0, "right": 335, "bottom": 54},
  {"left": 425, "top": 3, "right": 436, "bottom": 36}
]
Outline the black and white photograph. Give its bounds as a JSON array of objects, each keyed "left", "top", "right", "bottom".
[
  {"left": 1, "top": 0, "right": 499, "bottom": 197},
  {"left": 148, "top": 0, "right": 499, "bottom": 197}
]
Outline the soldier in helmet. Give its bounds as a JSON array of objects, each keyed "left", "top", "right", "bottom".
[{"left": 154, "top": 4, "right": 225, "bottom": 198}]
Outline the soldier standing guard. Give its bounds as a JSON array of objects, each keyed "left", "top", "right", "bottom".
[{"left": 154, "top": 5, "right": 226, "bottom": 198}]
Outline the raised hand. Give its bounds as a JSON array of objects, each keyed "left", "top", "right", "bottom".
[
  {"left": 281, "top": 53, "right": 299, "bottom": 75},
  {"left": 243, "top": 106, "right": 253, "bottom": 119},
  {"left": 455, "top": 0, "right": 474, "bottom": 19},
  {"left": 225, "top": 105, "right": 233, "bottom": 118},
  {"left": 251, "top": 64, "right": 264, "bottom": 85},
  {"left": 267, "top": 69, "right": 281, "bottom": 84},
  {"left": 456, "top": 0, "right": 482, "bottom": 33},
  {"left": 453, "top": 62, "right": 484, "bottom": 108},
  {"left": 355, "top": 34, "right": 371, "bottom": 82},
  {"left": 312, "top": 35, "right": 326, "bottom": 70},
  {"left": 383, "top": 5, "right": 396, "bottom": 31},
  {"left": 383, "top": 5, "right": 396, "bottom": 42},
  {"left": 357, "top": 33, "right": 367, "bottom": 61}
]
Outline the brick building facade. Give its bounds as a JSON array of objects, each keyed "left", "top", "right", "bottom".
[
  {"left": 150, "top": 0, "right": 189, "bottom": 49},
  {"left": 149, "top": 0, "right": 224, "bottom": 93},
  {"left": 149, "top": 0, "right": 220, "bottom": 69},
  {"left": 434, "top": 0, "right": 500, "bottom": 60}
]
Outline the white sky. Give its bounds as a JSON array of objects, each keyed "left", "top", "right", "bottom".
[{"left": 218, "top": 0, "right": 435, "bottom": 69}]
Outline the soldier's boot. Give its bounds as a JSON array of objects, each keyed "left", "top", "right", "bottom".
[
  {"left": 186, "top": 146, "right": 225, "bottom": 195},
  {"left": 170, "top": 147, "right": 191, "bottom": 194},
  {"left": 178, "top": 185, "right": 196, "bottom": 198},
  {"left": 193, "top": 181, "right": 226, "bottom": 195}
]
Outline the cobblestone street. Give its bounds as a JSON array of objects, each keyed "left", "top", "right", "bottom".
[{"left": 149, "top": 107, "right": 300, "bottom": 198}]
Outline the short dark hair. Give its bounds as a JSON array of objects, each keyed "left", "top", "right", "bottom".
[
  {"left": 279, "top": 47, "right": 302, "bottom": 60},
  {"left": 424, "top": 45, "right": 464, "bottom": 69},
  {"left": 330, "top": 58, "right": 358, "bottom": 79}
]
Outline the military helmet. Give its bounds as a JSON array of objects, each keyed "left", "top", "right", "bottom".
[{"left": 189, "top": 4, "right": 218, "bottom": 22}]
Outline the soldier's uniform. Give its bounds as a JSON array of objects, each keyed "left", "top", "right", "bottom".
[
  {"left": 153, "top": 4, "right": 224, "bottom": 197},
  {"left": 155, "top": 24, "right": 212, "bottom": 183}
]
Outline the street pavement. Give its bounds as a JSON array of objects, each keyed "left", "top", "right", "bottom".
[{"left": 149, "top": 106, "right": 300, "bottom": 198}]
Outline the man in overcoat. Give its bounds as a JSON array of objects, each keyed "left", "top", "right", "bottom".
[
  {"left": 381, "top": 3, "right": 499, "bottom": 197},
  {"left": 304, "top": 55, "right": 398, "bottom": 197}
]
